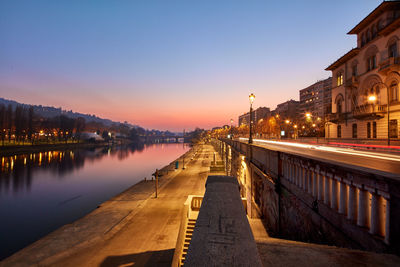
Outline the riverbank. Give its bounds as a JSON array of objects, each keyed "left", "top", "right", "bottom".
[
  {"left": 0, "top": 143, "right": 206, "bottom": 266},
  {"left": 0, "top": 141, "right": 111, "bottom": 157}
]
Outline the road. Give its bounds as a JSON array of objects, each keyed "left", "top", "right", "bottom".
[
  {"left": 240, "top": 138, "right": 400, "bottom": 175},
  {"left": 52, "top": 144, "right": 215, "bottom": 267}
]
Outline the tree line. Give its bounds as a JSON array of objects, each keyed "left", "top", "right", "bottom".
[{"left": 0, "top": 103, "right": 87, "bottom": 145}]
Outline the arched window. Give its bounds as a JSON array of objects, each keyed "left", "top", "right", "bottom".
[
  {"left": 335, "top": 94, "right": 344, "bottom": 114},
  {"left": 389, "top": 41, "right": 398, "bottom": 58},
  {"left": 364, "top": 45, "right": 378, "bottom": 72},
  {"left": 367, "top": 55, "right": 376, "bottom": 71},
  {"left": 390, "top": 82, "right": 399, "bottom": 102},
  {"left": 337, "top": 72, "right": 343, "bottom": 86}
]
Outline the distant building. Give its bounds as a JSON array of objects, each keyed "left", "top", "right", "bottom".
[
  {"left": 238, "top": 107, "right": 271, "bottom": 126},
  {"left": 325, "top": 1, "right": 400, "bottom": 141},
  {"left": 299, "top": 77, "right": 332, "bottom": 119},
  {"left": 273, "top": 99, "right": 300, "bottom": 121}
]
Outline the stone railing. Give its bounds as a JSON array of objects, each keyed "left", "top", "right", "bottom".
[{"left": 218, "top": 138, "right": 400, "bottom": 254}]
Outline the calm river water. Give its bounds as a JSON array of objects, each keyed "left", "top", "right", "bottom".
[{"left": 0, "top": 143, "right": 190, "bottom": 260}]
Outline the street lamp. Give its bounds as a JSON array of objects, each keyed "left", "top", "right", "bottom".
[
  {"left": 249, "top": 93, "right": 255, "bottom": 144},
  {"left": 230, "top": 119, "right": 234, "bottom": 139},
  {"left": 370, "top": 82, "right": 390, "bottom": 146}
]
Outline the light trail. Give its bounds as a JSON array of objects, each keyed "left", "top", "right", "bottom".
[{"left": 238, "top": 138, "right": 400, "bottom": 163}]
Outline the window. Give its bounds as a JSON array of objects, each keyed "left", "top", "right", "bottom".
[
  {"left": 372, "top": 25, "right": 377, "bottom": 38},
  {"left": 391, "top": 82, "right": 398, "bottom": 102},
  {"left": 367, "top": 55, "right": 376, "bottom": 71},
  {"left": 389, "top": 120, "right": 398, "bottom": 138},
  {"left": 337, "top": 125, "right": 341, "bottom": 138},
  {"left": 367, "top": 122, "right": 371, "bottom": 138},
  {"left": 337, "top": 99, "right": 342, "bottom": 114},
  {"left": 373, "top": 122, "right": 377, "bottom": 138},
  {"left": 352, "top": 65, "right": 358, "bottom": 76},
  {"left": 337, "top": 73, "right": 343, "bottom": 86},
  {"left": 352, "top": 123, "right": 357, "bottom": 138},
  {"left": 361, "top": 33, "right": 366, "bottom": 46},
  {"left": 378, "top": 20, "right": 383, "bottom": 30},
  {"left": 367, "top": 29, "right": 371, "bottom": 42},
  {"left": 389, "top": 42, "right": 398, "bottom": 58}
]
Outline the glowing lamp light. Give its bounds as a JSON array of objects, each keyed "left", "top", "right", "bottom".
[
  {"left": 294, "top": 125, "right": 298, "bottom": 128},
  {"left": 368, "top": 95, "right": 377, "bottom": 102},
  {"left": 285, "top": 120, "right": 290, "bottom": 124},
  {"left": 312, "top": 123, "right": 316, "bottom": 127},
  {"left": 249, "top": 93, "right": 255, "bottom": 104},
  {"left": 305, "top": 113, "right": 312, "bottom": 118}
]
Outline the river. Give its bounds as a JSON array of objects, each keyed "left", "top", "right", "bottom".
[{"left": 0, "top": 143, "right": 190, "bottom": 260}]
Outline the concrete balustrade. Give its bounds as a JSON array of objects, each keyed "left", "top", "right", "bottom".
[
  {"left": 339, "top": 181, "right": 348, "bottom": 215},
  {"left": 357, "top": 188, "right": 370, "bottom": 228},
  {"left": 312, "top": 169, "right": 318, "bottom": 197},
  {"left": 331, "top": 178, "right": 339, "bottom": 211},
  {"left": 318, "top": 171, "right": 324, "bottom": 201},
  {"left": 216, "top": 138, "right": 400, "bottom": 254},
  {"left": 347, "top": 185, "right": 358, "bottom": 222},
  {"left": 370, "top": 193, "right": 384, "bottom": 237},
  {"left": 324, "top": 174, "right": 331, "bottom": 206}
]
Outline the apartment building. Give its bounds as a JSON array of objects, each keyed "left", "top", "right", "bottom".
[{"left": 325, "top": 1, "right": 400, "bottom": 142}]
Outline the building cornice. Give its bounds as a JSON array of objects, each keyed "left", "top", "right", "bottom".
[
  {"left": 325, "top": 48, "right": 360, "bottom": 71},
  {"left": 348, "top": 1, "right": 400, "bottom": 35}
]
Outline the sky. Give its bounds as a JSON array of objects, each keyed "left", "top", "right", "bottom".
[{"left": 0, "top": 0, "right": 383, "bottom": 131}]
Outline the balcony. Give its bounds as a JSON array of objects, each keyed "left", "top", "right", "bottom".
[
  {"left": 345, "top": 76, "right": 359, "bottom": 87},
  {"left": 352, "top": 104, "right": 386, "bottom": 120},
  {"left": 379, "top": 56, "right": 400, "bottom": 74},
  {"left": 326, "top": 112, "right": 347, "bottom": 123}
]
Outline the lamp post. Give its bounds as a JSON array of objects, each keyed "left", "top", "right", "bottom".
[
  {"left": 370, "top": 82, "right": 390, "bottom": 146},
  {"left": 230, "top": 119, "right": 234, "bottom": 139},
  {"left": 249, "top": 93, "right": 255, "bottom": 144}
]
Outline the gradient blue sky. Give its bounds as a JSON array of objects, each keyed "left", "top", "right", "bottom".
[{"left": 0, "top": 0, "right": 382, "bottom": 131}]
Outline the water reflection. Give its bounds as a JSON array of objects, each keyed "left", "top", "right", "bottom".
[
  {"left": 0, "top": 143, "right": 188, "bottom": 260},
  {"left": 0, "top": 143, "right": 145, "bottom": 195}
]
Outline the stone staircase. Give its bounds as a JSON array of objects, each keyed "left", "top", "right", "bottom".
[{"left": 179, "top": 218, "right": 196, "bottom": 266}]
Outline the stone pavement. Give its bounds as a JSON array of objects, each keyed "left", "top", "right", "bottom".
[
  {"left": 1, "top": 144, "right": 218, "bottom": 267},
  {"left": 249, "top": 219, "right": 400, "bottom": 267}
]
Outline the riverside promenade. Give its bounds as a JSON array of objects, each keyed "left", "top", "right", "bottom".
[
  {"left": 1, "top": 144, "right": 216, "bottom": 267},
  {"left": 3, "top": 143, "right": 400, "bottom": 267}
]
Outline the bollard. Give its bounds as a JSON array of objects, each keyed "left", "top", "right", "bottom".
[{"left": 155, "top": 169, "right": 159, "bottom": 198}]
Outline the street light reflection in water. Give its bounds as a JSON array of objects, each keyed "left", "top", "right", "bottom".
[{"left": 0, "top": 143, "right": 190, "bottom": 260}]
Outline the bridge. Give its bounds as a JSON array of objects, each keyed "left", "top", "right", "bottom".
[
  {"left": 212, "top": 138, "right": 400, "bottom": 254},
  {"left": 143, "top": 135, "right": 187, "bottom": 143}
]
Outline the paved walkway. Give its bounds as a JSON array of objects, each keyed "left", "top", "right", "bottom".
[
  {"left": 54, "top": 144, "right": 215, "bottom": 267},
  {"left": 1, "top": 144, "right": 217, "bottom": 267},
  {"left": 249, "top": 219, "right": 400, "bottom": 267}
]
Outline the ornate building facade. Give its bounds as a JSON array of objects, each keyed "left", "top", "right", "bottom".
[{"left": 326, "top": 1, "right": 400, "bottom": 143}]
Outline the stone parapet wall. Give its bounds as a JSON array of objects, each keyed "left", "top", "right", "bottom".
[{"left": 217, "top": 138, "right": 400, "bottom": 254}]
